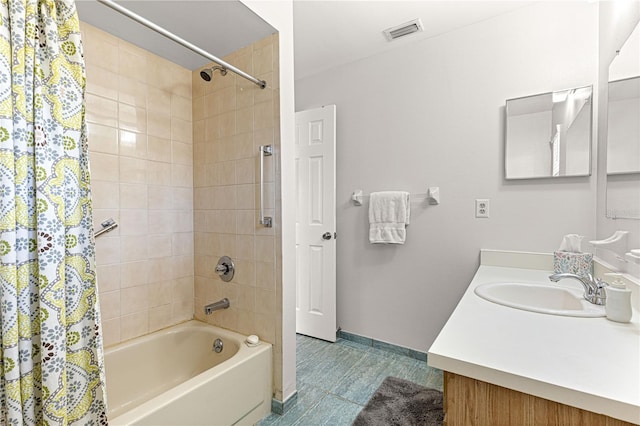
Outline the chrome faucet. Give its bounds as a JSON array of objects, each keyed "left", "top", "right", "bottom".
[
  {"left": 548, "top": 273, "right": 607, "bottom": 305},
  {"left": 204, "top": 298, "right": 230, "bottom": 315}
]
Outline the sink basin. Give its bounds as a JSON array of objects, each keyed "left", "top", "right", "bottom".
[{"left": 474, "top": 282, "right": 605, "bottom": 317}]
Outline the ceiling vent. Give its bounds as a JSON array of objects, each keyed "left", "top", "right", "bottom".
[{"left": 383, "top": 18, "right": 424, "bottom": 41}]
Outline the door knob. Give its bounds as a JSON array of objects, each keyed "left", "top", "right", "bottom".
[{"left": 322, "top": 232, "right": 332, "bottom": 240}]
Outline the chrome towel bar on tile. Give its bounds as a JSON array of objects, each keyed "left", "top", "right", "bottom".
[{"left": 94, "top": 218, "right": 118, "bottom": 238}]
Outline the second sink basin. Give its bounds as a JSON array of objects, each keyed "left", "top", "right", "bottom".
[{"left": 474, "top": 282, "right": 606, "bottom": 317}]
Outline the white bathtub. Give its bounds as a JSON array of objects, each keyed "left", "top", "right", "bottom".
[{"left": 104, "top": 320, "right": 272, "bottom": 425}]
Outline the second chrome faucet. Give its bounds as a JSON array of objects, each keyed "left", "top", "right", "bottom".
[{"left": 549, "top": 273, "right": 607, "bottom": 305}]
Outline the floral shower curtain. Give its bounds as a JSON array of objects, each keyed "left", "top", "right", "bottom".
[{"left": 0, "top": 0, "right": 107, "bottom": 424}]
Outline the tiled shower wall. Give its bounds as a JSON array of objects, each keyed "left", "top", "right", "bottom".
[
  {"left": 81, "top": 22, "right": 194, "bottom": 347},
  {"left": 192, "top": 34, "right": 283, "bottom": 399}
]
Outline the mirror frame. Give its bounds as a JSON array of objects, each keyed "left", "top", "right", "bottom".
[{"left": 504, "top": 85, "right": 593, "bottom": 180}]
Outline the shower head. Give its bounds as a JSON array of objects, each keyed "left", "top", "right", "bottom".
[{"left": 200, "top": 66, "right": 228, "bottom": 82}]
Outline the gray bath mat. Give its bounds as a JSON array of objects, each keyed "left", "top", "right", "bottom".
[{"left": 352, "top": 376, "right": 444, "bottom": 426}]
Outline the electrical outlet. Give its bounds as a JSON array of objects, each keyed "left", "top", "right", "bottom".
[{"left": 476, "top": 199, "right": 489, "bottom": 218}]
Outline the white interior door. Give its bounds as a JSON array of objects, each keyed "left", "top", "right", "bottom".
[{"left": 295, "top": 105, "right": 337, "bottom": 342}]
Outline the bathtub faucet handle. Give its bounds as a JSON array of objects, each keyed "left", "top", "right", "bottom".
[{"left": 215, "top": 256, "right": 235, "bottom": 282}]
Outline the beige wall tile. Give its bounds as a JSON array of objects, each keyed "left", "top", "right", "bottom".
[
  {"left": 171, "top": 94, "right": 192, "bottom": 121},
  {"left": 148, "top": 185, "right": 173, "bottom": 210},
  {"left": 193, "top": 120, "right": 206, "bottom": 144},
  {"left": 92, "top": 180, "right": 120, "bottom": 209},
  {"left": 119, "top": 183, "right": 147, "bottom": 210},
  {"left": 97, "top": 264, "right": 121, "bottom": 292},
  {"left": 147, "top": 137, "right": 172, "bottom": 163},
  {"left": 256, "top": 261, "right": 276, "bottom": 290},
  {"left": 148, "top": 211, "right": 175, "bottom": 234},
  {"left": 119, "top": 76, "right": 147, "bottom": 107},
  {"left": 147, "top": 258, "right": 173, "bottom": 284},
  {"left": 236, "top": 235, "right": 255, "bottom": 260},
  {"left": 236, "top": 107, "right": 254, "bottom": 135},
  {"left": 119, "top": 209, "right": 149, "bottom": 236},
  {"left": 255, "top": 235, "right": 275, "bottom": 263},
  {"left": 95, "top": 236, "right": 121, "bottom": 265},
  {"left": 90, "top": 152, "right": 119, "bottom": 182},
  {"left": 172, "top": 233, "right": 193, "bottom": 256},
  {"left": 236, "top": 184, "right": 255, "bottom": 210},
  {"left": 235, "top": 159, "right": 255, "bottom": 185},
  {"left": 236, "top": 210, "right": 255, "bottom": 235},
  {"left": 191, "top": 33, "right": 281, "bottom": 400},
  {"left": 101, "top": 318, "right": 121, "bottom": 347},
  {"left": 119, "top": 130, "right": 147, "bottom": 159},
  {"left": 119, "top": 157, "right": 147, "bottom": 184},
  {"left": 216, "top": 161, "right": 236, "bottom": 186},
  {"left": 236, "top": 85, "right": 254, "bottom": 109},
  {"left": 119, "top": 104, "right": 147, "bottom": 133},
  {"left": 192, "top": 95, "right": 205, "bottom": 122},
  {"left": 171, "top": 164, "right": 193, "bottom": 187},
  {"left": 254, "top": 100, "right": 274, "bottom": 131},
  {"left": 120, "top": 261, "right": 148, "bottom": 288},
  {"left": 120, "top": 235, "right": 148, "bottom": 262},
  {"left": 119, "top": 41, "right": 148, "bottom": 82},
  {"left": 147, "top": 161, "right": 172, "bottom": 186},
  {"left": 173, "top": 187, "right": 193, "bottom": 210},
  {"left": 234, "top": 132, "right": 254, "bottom": 160},
  {"left": 148, "top": 234, "right": 172, "bottom": 258},
  {"left": 172, "top": 277, "right": 194, "bottom": 303},
  {"left": 86, "top": 65, "right": 118, "bottom": 100},
  {"left": 254, "top": 44, "right": 273, "bottom": 75},
  {"left": 147, "top": 111, "right": 172, "bottom": 139},
  {"left": 254, "top": 312, "right": 275, "bottom": 344},
  {"left": 149, "top": 304, "right": 173, "bottom": 332},
  {"left": 171, "top": 117, "right": 193, "bottom": 143},
  {"left": 233, "top": 259, "right": 256, "bottom": 287},
  {"left": 84, "top": 20, "right": 193, "bottom": 348},
  {"left": 172, "top": 141, "right": 193, "bottom": 165},
  {"left": 149, "top": 280, "right": 173, "bottom": 307},
  {"left": 218, "top": 111, "right": 236, "bottom": 138},
  {"left": 204, "top": 92, "right": 221, "bottom": 118},
  {"left": 120, "top": 311, "right": 149, "bottom": 341},
  {"left": 172, "top": 301, "right": 193, "bottom": 323},
  {"left": 87, "top": 123, "right": 118, "bottom": 155},
  {"left": 99, "top": 290, "right": 121, "bottom": 320},
  {"left": 121, "top": 285, "right": 150, "bottom": 315},
  {"left": 255, "top": 288, "right": 276, "bottom": 316},
  {"left": 83, "top": 26, "right": 119, "bottom": 72},
  {"left": 147, "top": 86, "right": 172, "bottom": 116},
  {"left": 174, "top": 212, "right": 193, "bottom": 233}
]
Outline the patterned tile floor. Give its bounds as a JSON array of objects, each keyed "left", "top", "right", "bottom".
[{"left": 258, "top": 334, "right": 443, "bottom": 426}]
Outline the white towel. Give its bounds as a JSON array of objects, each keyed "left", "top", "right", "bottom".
[{"left": 368, "top": 191, "right": 410, "bottom": 244}]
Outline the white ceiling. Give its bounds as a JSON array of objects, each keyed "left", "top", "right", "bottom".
[
  {"left": 292, "top": 1, "right": 533, "bottom": 80},
  {"left": 76, "top": 1, "right": 534, "bottom": 78}
]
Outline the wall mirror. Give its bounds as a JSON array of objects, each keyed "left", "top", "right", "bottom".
[
  {"left": 607, "top": 21, "right": 640, "bottom": 219},
  {"left": 504, "top": 86, "right": 592, "bottom": 180}
]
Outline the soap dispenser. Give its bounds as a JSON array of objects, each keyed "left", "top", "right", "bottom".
[{"left": 604, "top": 273, "right": 632, "bottom": 323}]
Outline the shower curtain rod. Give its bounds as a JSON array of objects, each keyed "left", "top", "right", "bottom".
[{"left": 96, "top": 0, "right": 267, "bottom": 89}]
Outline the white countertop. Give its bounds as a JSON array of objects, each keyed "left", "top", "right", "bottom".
[{"left": 427, "top": 263, "right": 640, "bottom": 424}]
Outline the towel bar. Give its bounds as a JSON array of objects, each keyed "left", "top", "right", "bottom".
[
  {"left": 352, "top": 187, "right": 440, "bottom": 206},
  {"left": 94, "top": 218, "right": 118, "bottom": 238}
]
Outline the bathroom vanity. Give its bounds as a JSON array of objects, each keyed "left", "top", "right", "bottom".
[{"left": 428, "top": 250, "right": 640, "bottom": 425}]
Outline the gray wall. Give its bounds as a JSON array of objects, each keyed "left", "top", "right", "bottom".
[
  {"left": 295, "top": 2, "right": 598, "bottom": 352},
  {"left": 596, "top": 1, "right": 640, "bottom": 277}
]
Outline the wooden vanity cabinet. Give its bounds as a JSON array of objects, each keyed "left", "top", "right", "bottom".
[{"left": 443, "top": 372, "right": 637, "bottom": 426}]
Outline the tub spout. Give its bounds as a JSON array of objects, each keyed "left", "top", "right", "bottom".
[{"left": 204, "top": 298, "right": 230, "bottom": 315}]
